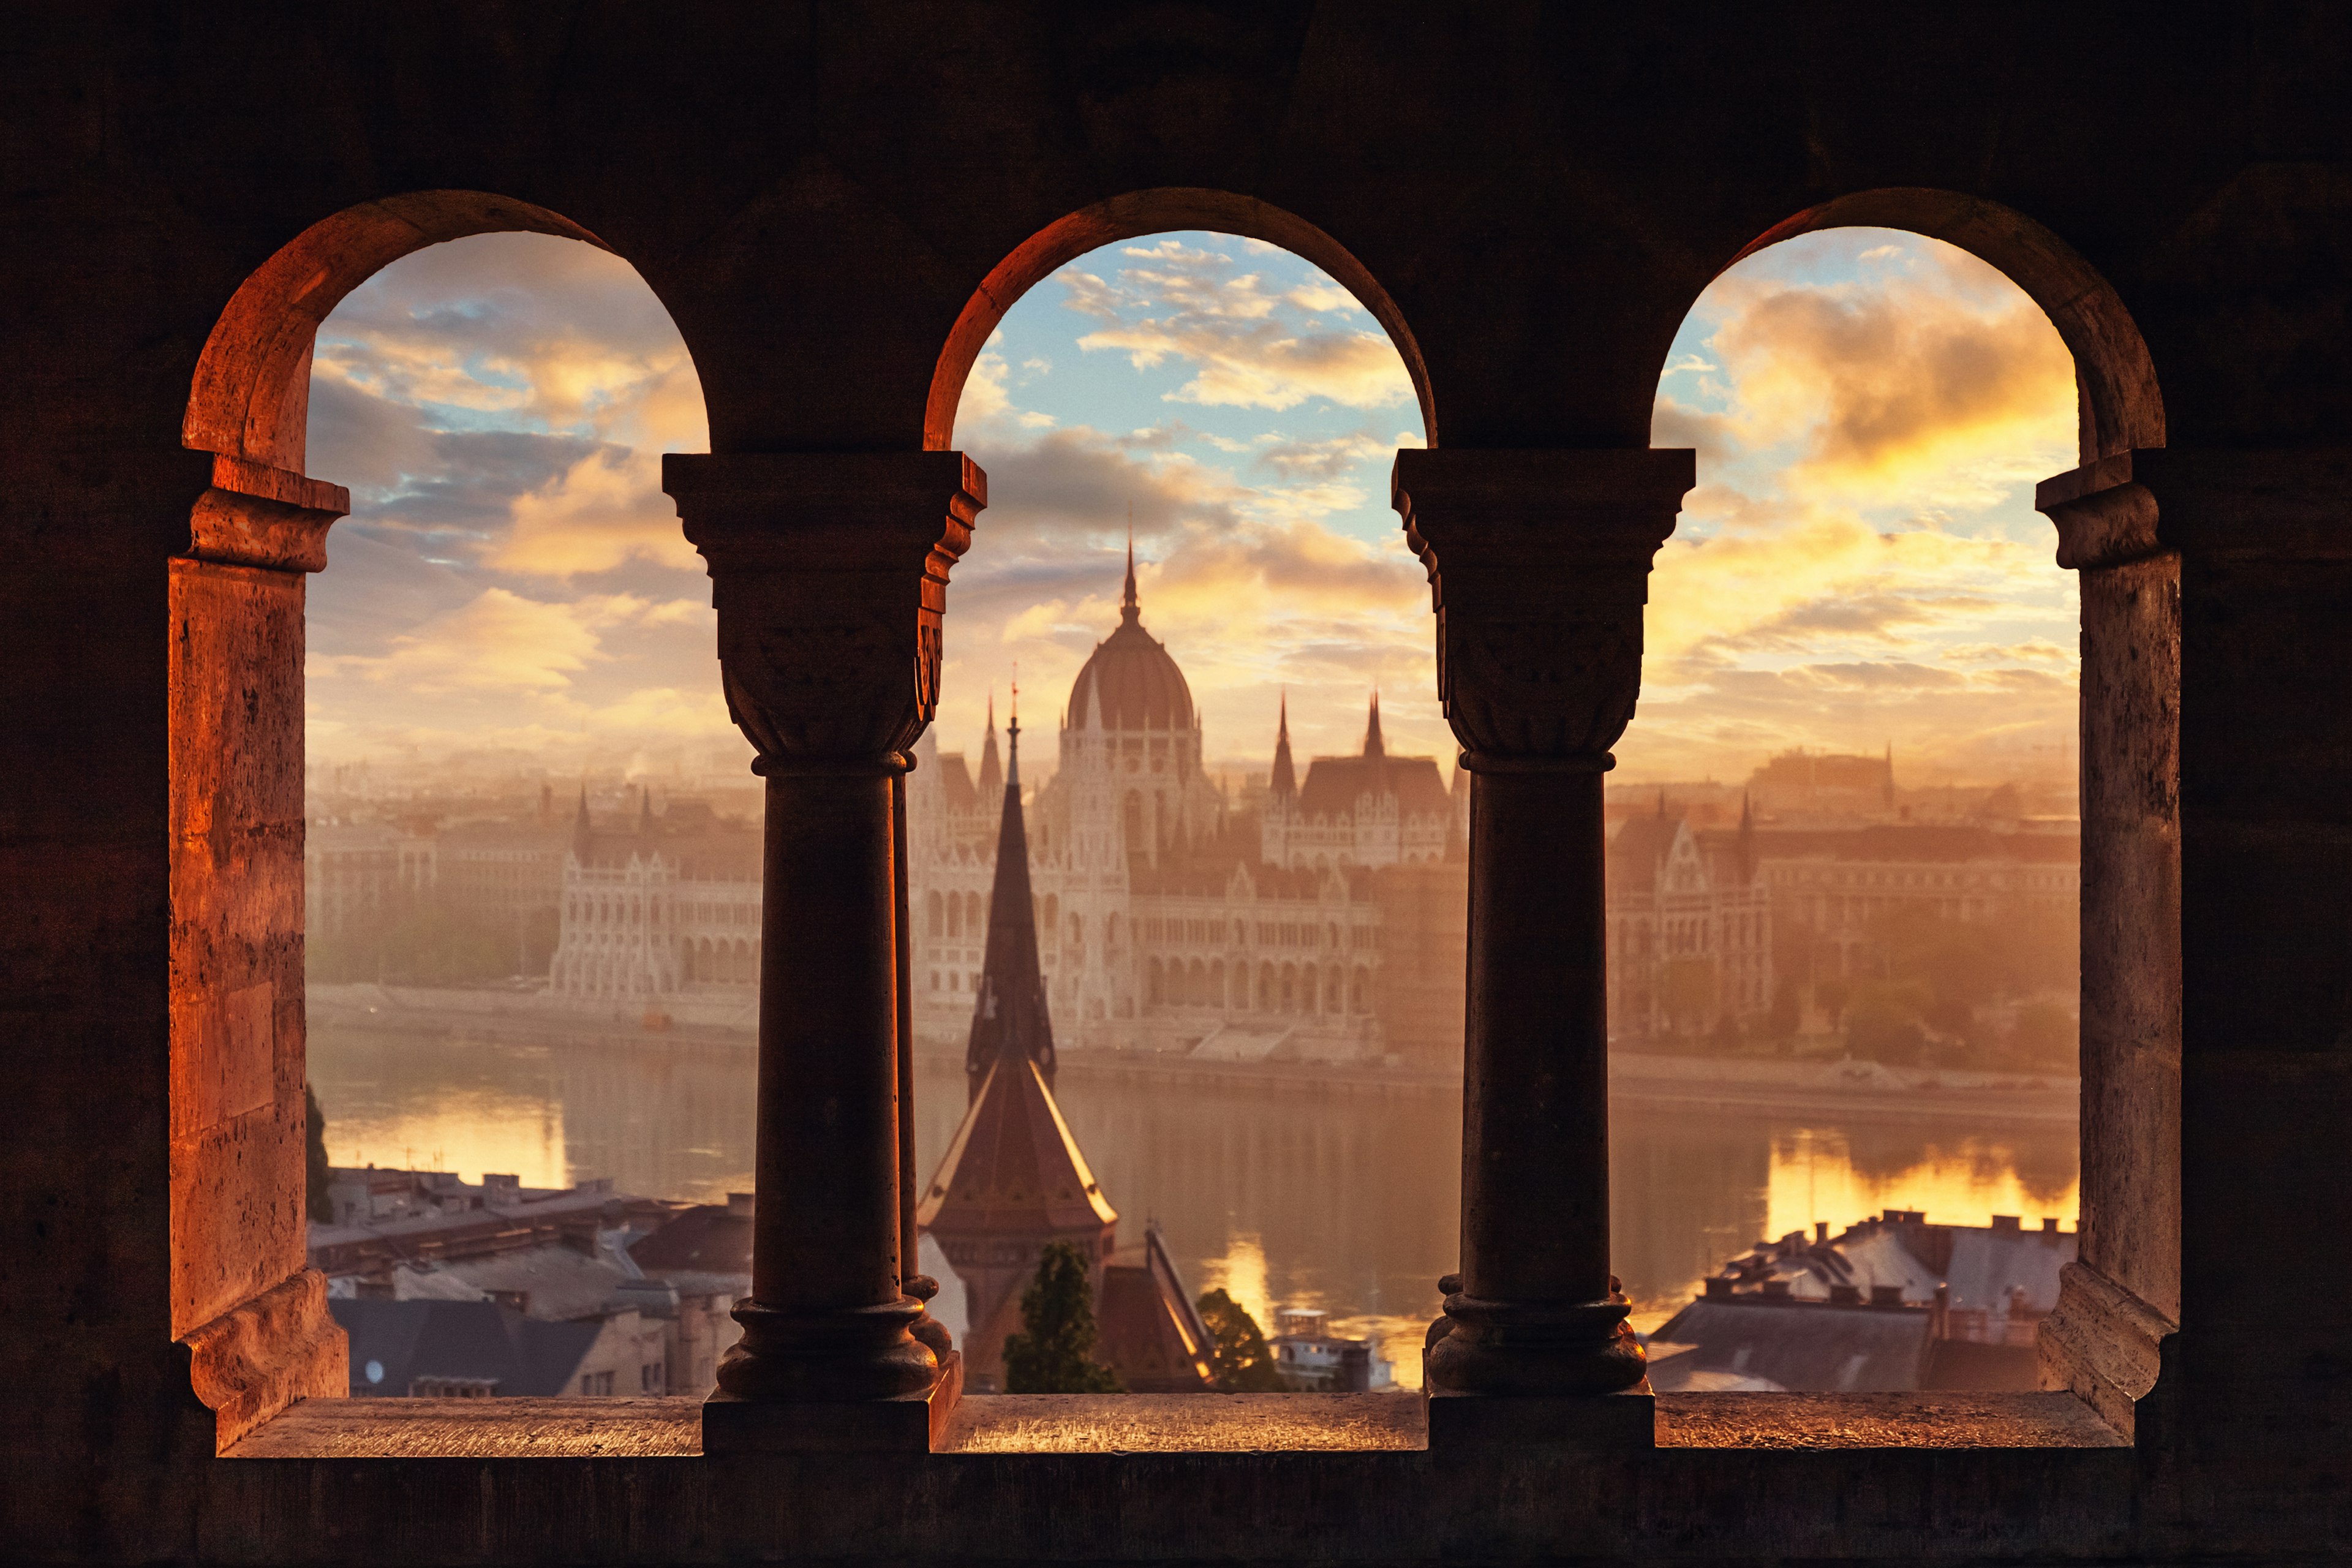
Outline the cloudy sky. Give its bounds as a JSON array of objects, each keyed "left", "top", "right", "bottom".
[{"left": 305, "top": 227, "right": 2077, "bottom": 790}]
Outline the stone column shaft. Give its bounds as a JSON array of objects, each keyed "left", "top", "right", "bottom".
[
  {"left": 1394, "top": 447, "right": 1692, "bottom": 1400},
  {"left": 666, "top": 451, "right": 981, "bottom": 1408}
]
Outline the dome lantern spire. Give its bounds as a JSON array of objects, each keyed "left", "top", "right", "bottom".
[{"left": 1120, "top": 508, "right": 1140, "bottom": 626}]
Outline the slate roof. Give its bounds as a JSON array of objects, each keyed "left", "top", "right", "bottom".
[
  {"left": 1294, "top": 753, "right": 1451, "bottom": 824},
  {"left": 628, "top": 1204, "right": 753, "bottom": 1277},
  {"left": 918, "top": 1055, "right": 1118, "bottom": 1240},
  {"left": 1648, "top": 1298, "right": 1931, "bottom": 1393},
  {"left": 1096, "top": 1224, "right": 1216, "bottom": 1393},
  {"left": 330, "top": 1297, "right": 602, "bottom": 1397}
]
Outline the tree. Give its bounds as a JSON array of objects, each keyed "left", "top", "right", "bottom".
[
  {"left": 1766, "top": 978, "right": 1802, "bottom": 1041},
  {"left": 304, "top": 1083, "right": 334, "bottom": 1223},
  {"left": 1196, "top": 1287, "right": 1287, "bottom": 1391},
  {"left": 1001, "top": 1241, "right": 1121, "bottom": 1393}
]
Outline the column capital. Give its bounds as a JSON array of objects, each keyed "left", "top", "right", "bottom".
[
  {"left": 1392, "top": 448, "right": 1693, "bottom": 763},
  {"left": 183, "top": 453, "right": 351, "bottom": 574},
  {"left": 665, "top": 451, "right": 984, "bottom": 766},
  {"left": 2039, "top": 447, "right": 2352, "bottom": 569}
]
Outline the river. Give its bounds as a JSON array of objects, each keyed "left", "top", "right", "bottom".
[{"left": 307, "top": 1023, "right": 2079, "bottom": 1387}]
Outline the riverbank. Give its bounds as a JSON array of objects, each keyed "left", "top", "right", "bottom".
[{"left": 308, "top": 983, "right": 2078, "bottom": 1125}]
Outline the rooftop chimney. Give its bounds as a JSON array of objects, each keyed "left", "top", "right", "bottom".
[
  {"left": 1762, "top": 1278, "right": 1792, "bottom": 1298},
  {"left": 1829, "top": 1284, "right": 1862, "bottom": 1306},
  {"left": 1815, "top": 1221, "right": 1830, "bottom": 1244},
  {"left": 1703, "top": 1276, "right": 1732, "bottom": 1300},
  {"left": 1869, "top": 1284, "right": 1904, "bottom": 1308},
  {"left": 2041, "top": 1216, "right": 2060, "bottom": 1243},
  {"left": 1992, "top": 1215, "right": 2022, "bottom": 1234}
]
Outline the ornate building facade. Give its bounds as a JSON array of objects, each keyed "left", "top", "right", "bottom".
[
  {"left": 1604, "top": 804, "right": 1774, "bottom": 1042},
  {"left": 545, "top": 791, "right": 763, "bottom": 1020},
  {"left": 907, "top": 557, "right": 1469, "bottom": 1065}
]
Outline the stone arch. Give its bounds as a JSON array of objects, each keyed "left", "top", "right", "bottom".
[
  {"left": 925, "top": 188, "right": 1438, "bottom": 450},
  {"left": 1722, "top": 189, "right": 2163, "bottom": 464},
  {"left": 186, "top": 192, "right": 625, "bottom": 473},
  {"left": 927, "top": 890, "right": 943, "bottom": 939},
  {"left": 965, "top": 890, "right": 984, "bottom": 937}
]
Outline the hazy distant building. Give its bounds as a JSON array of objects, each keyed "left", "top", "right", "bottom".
[
  {"left": 434, "top": 783, "right": 572, "bottom": 971},
  {"left": 907, "top": 555, "right": 1469, "bottom": 1065},
  {"left": 305, "top": 821, "right": 435, "bottom": 938},
  {"left": 1744, "top": 823, "right": 2079, "bottom": 977},
  {"left": 1744, "top": 747, "right": 1898, "bottom": 821},
  {"left": 544, "top": 790, "right": 762, "bottom": 1018},
  {"left": 1605, "top": 802, "right": 1774, "bottom": 1042}
]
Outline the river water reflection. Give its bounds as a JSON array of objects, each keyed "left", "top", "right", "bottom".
[{"left": 309, "top": 1025, "right": 2078, "bottom": 1387}]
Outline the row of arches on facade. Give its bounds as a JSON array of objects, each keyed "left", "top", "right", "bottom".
[{"left": 1147, "top": 956, "right": 1371, "bottom": 1017}]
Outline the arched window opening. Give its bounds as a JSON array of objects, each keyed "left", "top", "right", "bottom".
[
  {"left": 1615, "top": 222, "right": 2101, "bottom": 1400},
  {"left": 260, "top": 221, "right": 746, "bottom": 1411}
]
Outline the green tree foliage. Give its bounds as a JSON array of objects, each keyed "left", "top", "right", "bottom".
[
  {"left": 304, "top": 1083, "right": 334, "bottom": 1223},
  {"left": 1002, "top": 1241, "right": 1122, "bottom": 1393},
  {"left": 1195, "top": 1287, "right": 1287, "bottom": 1391},
  {"left": 1815, "top": 975, "right": 1852, "bottom": 1029}
]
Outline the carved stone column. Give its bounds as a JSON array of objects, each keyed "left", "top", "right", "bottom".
[
  {"left": 2037, "top": 448, "right": 2352, "bottom": 1474},
  {"left": 666, "top": 451, "right": 981, "bottom": 1450},
  {"left": 173, "top": 453, "right": 353, "bottom": 1451},
  {"left": 1392, "top": 448, "right": 1692, "bottom": 1442}
]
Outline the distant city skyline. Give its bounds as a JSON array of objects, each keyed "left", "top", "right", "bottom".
[{"left": 303, "top": 227, "right": 2078, "bottom": 786}]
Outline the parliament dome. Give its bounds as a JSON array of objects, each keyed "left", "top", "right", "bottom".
[{"left": 1067, "top": 549, "right": 1195, "bottom": 733}]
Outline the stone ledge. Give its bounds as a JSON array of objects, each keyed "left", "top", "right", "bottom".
[
  {"left": 225, "top": 1397, "right": 703, "bottom": 1458},
  {"left": 1657, "top": 1390, "right": 2127, "bottom": 1449},
  {"left": 940, "top": 1392, "right": 1427, "bottom": 1452},
  {"left": 226, "top": 1389, "right": 2120, "bottom": 1460}
]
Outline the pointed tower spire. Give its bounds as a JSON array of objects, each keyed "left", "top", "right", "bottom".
[
  {"left": 1363, "top": 689, "right": 1385, "bottom": 761},
  {"left": 1270, "top": 690, "right": 1297, "bottom": 799},
  {"left": 1120, "top": 510, "right": 1140, "bottom": 627},
  {"left": 638, "top": 783, "right": 654, "bottom": 835},
  {"left": 1738, "top": 790, "right": 1757, "bottom": 882},
  {"left": 963, "top": 673, "right": 1055, "bottom": 1104},
  {"left": 571, "top": 783, "right": 595, "bottom": 865},
  {"left": 976, "top": 691, "right": 1003, "bottom": 804}
]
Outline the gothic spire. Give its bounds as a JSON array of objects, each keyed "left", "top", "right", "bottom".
[
  {"left": 1270, "top": 690, "right": 1296, "bottom": 799},
  {"left": 571, "top": 783, "right": 594, "bottom": 865},
  {"left": 1120, "top": 512, "right": 1140, "bottom": 627},
  {"left": 1363, "top": 688, "right": 1385, "bottom": 761},
  {"left": 976, "top": 692, "right": 1002, "bottom": 803},
  {"left": 964, "top": 684, "right": 1055, "bottom": 1103}
]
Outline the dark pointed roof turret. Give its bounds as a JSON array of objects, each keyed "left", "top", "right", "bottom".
[
  {"left": 963, "top": 684, "right": 1054, "bottom": 1102},
  {"left": 1363, "top": 690, "right": 1385, "bottom": 761}
]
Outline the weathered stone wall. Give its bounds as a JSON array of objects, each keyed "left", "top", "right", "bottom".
[{"left": 4, "top": 4, "right": 2351, "bottom": 1560}]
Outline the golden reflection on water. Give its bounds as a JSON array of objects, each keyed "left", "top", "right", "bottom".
[
  {"left": 323, "top": 1085, "right": 568, "bottom": 1189},
  {"left": 1762, "top": 1126, "right": 2081, "bottom": 1240},
  {"left": 1196, "top": 1233, "right": 1272, "bottom": 1332}
]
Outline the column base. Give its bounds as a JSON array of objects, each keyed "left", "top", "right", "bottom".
[
  {"left": 703, "top": 1350, "right": 962, "bottom": 1454},
  {"left": 1424, "top": 1381, "right": 1656, "bottom": 1452}
]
